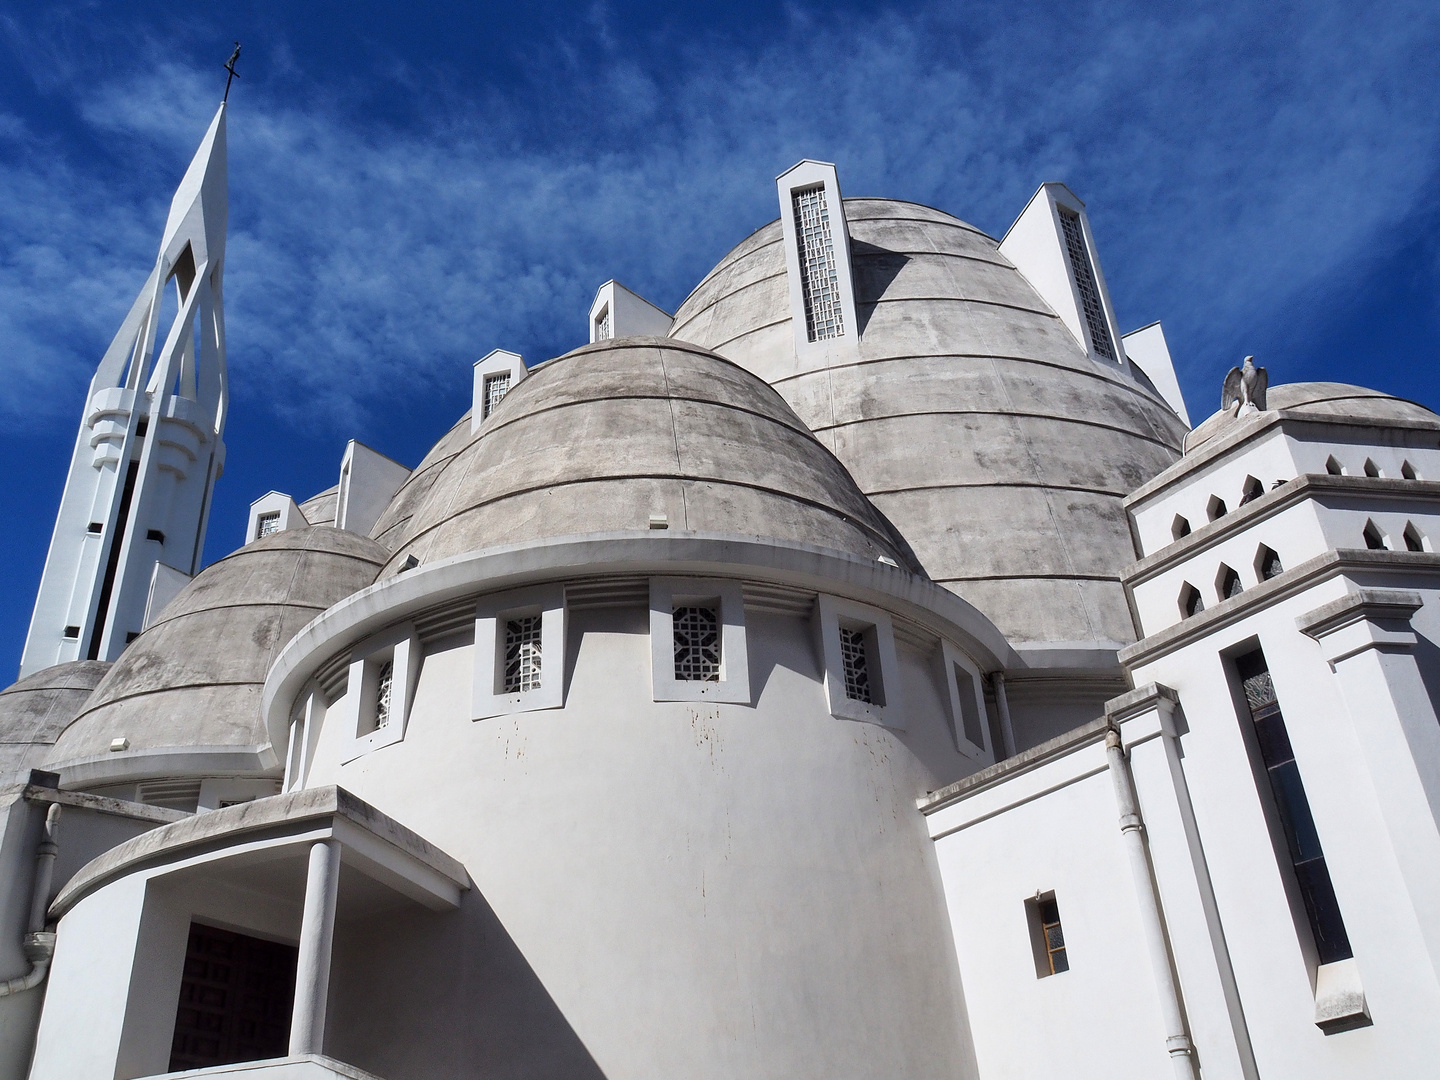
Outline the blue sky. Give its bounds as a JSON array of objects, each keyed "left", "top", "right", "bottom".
[{"left": 1, "top": 1, "right": 1438, "bottom": 674}]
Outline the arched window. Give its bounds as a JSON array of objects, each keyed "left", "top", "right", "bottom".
[
  {"left": 1172, "top": 514, "right": 1191, "bottom": 540},
  {"left": 1403, "top": 523, "right": 1427, "bottom": 552},
  {"left": 1325, "top": 455, "right": 1344, "bottom": 476},
  {"left": 1362, "top": 521, "right": 1388, "bottom": 550},
  {"left": 1207, "top": 495, "right": 1228, "bottom": 521},
  {"left": 1240, "top": 476, "right": 1264, "bottom": 505},
  {"left": 1401, "top": 460, "right": 1418, "bottom": 480},
  {"left": 1363, "top": 459, "right": 1380, "bottom": 478},
  {"left": 1179, "top": 583, "right": 1204, "bottom": 619}
]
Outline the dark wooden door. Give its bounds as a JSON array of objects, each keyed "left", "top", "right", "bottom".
[{"left": 170, "top": 922, "right": 298, "bottom": 1071}]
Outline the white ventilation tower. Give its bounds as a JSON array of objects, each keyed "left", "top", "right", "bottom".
[{"left": 20, "top": 103, "right": 229, "bottom": 676}]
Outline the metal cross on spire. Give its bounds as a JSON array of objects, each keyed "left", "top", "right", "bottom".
[{"left": 223, "top": 42, "right": 241, "bottom": 102}]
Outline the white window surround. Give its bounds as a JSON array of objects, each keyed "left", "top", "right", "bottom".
[
  {"left": 814, "top": 594, "right": 902, "bottom": 728},
  {"left": 649, "top": 578, "right": 750, "bottom": 704},
  {"left": 472, "top": 349, "right": 527, "bottom": 434},
  {"left": 473, "top": 585, "right": 567, "bottom": 719},
  {"left": 246, "top": 490, "right": 303, "bottom": 546},
  {"left": 339, "top": 623, "right": 420, "bottom": 763},
  {"left": 283, "top": 686, "right": 325, "bottom": 792},
  {"left": 776, "top": 160, "right": 859, "bottom": 361},
  {"left": 587, "top": 280, "right": 673, "bottom": 342},
  {"left": 938, "top": 640, "right": 990, "bottom": 761}
]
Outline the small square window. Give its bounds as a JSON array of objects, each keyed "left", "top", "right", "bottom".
[
  {"left": 650, "top": 579, "right": 749, "bottom": 703},
  {"left": 146, "top": 529, "right": 166, "bottom": 544},
  {"left": 63, "top": 625, "right": 80, "bottom": 639},
  {"left": 340, "top": 624, "right": 419, "bottom": 762},
  {"left": 256, "top": 512, "right": 281, "bottom": 540},
  {"left": 87, "top": 521, "right": 103, "bottom": 534},
  {"left": 482, "top": 372, "right": 511, "bottom": 419},
  {"left": 1026, "top": 893, "right": 1070, "bottom": 977},
  {"left": 474, "top": 586, "right": 567, "bottom": 719},
  {"left": 815, "top": 595, "right": 901, "bottom": 728},
  {"left": 673, "top": 606, "right": 720, "bottom": 682},
  {"left": 839, "top": 627, "right": 873, "bottom": 703},
  {"left": 504, "top": 615, "right": 543, "bottom": 693}
]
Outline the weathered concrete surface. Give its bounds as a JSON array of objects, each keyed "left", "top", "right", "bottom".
[
  {"left": 0, "top": 661, "right": 109, "bottom": 782},
  {"left": 1185, "top": 381, "right": 1440, "bottom": 454},
  {"left": 669, "top": 198, "right": 1188, "bottom": 647},
  {"left": 48, "top": 529, "right": 388, "bottom": 775},
  {"left": 372, "top": 338, "right": 920, "bottom": 577}
]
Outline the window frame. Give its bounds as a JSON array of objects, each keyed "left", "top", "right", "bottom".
[
  {"left": 339, "top": 623, "right": 420, "bottom": 763},
  {"left": 472, "top": 584, "right": 567, "bottom": 719},
  {"left": 814, "top": 594, "right": 902, "bottom": 728},
  {"left": 649, "top": 577, "right": 750, "bottom": 704},
  {"left": 939, "top": 640, "right": 991, "bottom": 761}
]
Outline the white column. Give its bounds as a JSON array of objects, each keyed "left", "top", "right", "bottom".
[
  {"left": 1298, "top": 588, "right": 1440, "bottom": 982},
  {"left": 290, "top": 838, "right": 341, "bottom": 1056}
]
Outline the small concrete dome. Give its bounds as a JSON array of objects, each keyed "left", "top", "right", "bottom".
[
  {"left": 50, "top": 528, "right": 388, "bottom": 777},
  {"left": 0, "top": 660, "right": 110, "bottom": 781},
  {"left": 669, "top": 199, "right": 1187, "bottom": 648},
  {"left": 1185, "top": 382, "right": 1440, "bottom": 452},
  {"left": 370, "top": 337, "right": 920, "bottom": 576}
]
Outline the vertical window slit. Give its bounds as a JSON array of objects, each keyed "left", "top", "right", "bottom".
[
  {"left": 504, "top": 616, "right": 543, "bottom": 693},
  {"left": 792, "top": 185, "right": 844, "bottom": 342},
  {"left": 1057, "top": 206, "right": 1113, "bottom": 361}
]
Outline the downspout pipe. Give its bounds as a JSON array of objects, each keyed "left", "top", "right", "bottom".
[
  {"left": 1105, "top": 728, "right": 1200, "bottom": 1080},
  {"left": 0, "top": 803, "right": 61, "bottom": 997}
]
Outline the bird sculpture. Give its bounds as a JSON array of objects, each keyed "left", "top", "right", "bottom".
[{"left": 1222, "top": 355, "right": 1268, "bottom": 416}]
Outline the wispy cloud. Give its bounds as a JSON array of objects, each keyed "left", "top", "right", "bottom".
[{"left": 2, "top": 0, "right": 1437, "bottom": 436}]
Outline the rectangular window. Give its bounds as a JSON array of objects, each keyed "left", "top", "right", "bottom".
[
  {"left": 952, "top": 664, "right": 985, "bottom": 749},
  {"left": 840, "top": 626, "right": 873, "bottom": 703},
  {"left": 255, "top": 512, "right": 280, "bottom": 540},
  {"left": 373, "top": 659, "right": 394, "bottom": 728},
  {"left": 1057, "top": 206, "right": 1114, "bottom": 361},
  {"left": 792, "top": 185, "right": 845, "bottom": 342},
  {"left": 482, "top": 372, "right": 512, "bottom": 419},
  {"left": 673, "top": 605, "right": 720, "bottom": 682},
  {"left": 504, "top": 615, "right": 543, "bottom": 693},
  {"left": 594, "top": 305, "right": 611, "bottom": 341},
  {"left": 1026, "top": 892, "right": 1069, "bottom": 976},
  {"left": 1235, "top": 648, "right": 1353, "bottom": 964},
  {"left": 170, "top": 923, "right": 297, "bottom": 1072}
]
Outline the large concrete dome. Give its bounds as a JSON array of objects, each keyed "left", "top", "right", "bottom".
[
  {"left": 669, "top": 198, "right": 1188, "bottom": 649},
  {"left": 1185, "top": 381, "right": 1440, "bottom": 452},
  {"left": 0, "top": 660, "right": 109, "bottom": 781},
  {"left": 48, "top": 528, "right": 388, "bottom": 782},
  {"left": 370, "top": 336, "right": 921, "bottom": 576}
]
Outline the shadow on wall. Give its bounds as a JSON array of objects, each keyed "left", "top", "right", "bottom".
[
  {"left": 849, "top": 239, "right": 910, "bottom": 337},
  {"left": 326, "top": 885, "right": 610, "bottom": 1080}
]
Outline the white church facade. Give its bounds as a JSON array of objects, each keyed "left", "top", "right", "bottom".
[{"left": 1, "top": 99, "right": 1438, "bottom": 1080}]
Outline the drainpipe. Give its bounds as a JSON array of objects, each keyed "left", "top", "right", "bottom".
[
  {"left": 1105, "top": 728, "right": 1199, "bottom": 1080},
  {"left": 0, "top": 803, "right": 61, "bottom": 997},
  {"left": 991, "top": 672, "right": 1017, "bottom": 758}
]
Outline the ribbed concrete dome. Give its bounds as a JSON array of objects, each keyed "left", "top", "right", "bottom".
[
  {"left": 669, "top": 198, "right": 1187, "bottom": 648},
  {"left": 371, "top": 337, "right": 920, "bottom": 576},
  {"left": 1185, "top": 382, "right": 1440, "bottom": 452},
  {"left": 0, "top": 660, "right": 109, "bottom": 781},
  {"left": 51, "top": 528, "right": 388, "bottom": 771}
]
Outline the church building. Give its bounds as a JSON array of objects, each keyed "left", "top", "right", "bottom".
[{"left": 2, "top": 96, "right": 1438, "bottom": 1080}]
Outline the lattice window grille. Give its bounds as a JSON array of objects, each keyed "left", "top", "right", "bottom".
[
  {"left": 1057, "top": 206, "right": 1115, "bottom": 361},
  {"left": 374, "top": 660, "right": 394, "bottom": 728},
  {"left": 595, "top": 306, "right": 611, "bottom": 341},
  {"left": 839, "top": 627, "right": 873, "bottom": 703},
  {"left": 673, "top": 606, "right": 720, "bottom": 682},
  {"left": 256, "top": 512, "right": 280, "bottom": 539},
  {"left": 483, "top": 372, "right": 512, "bottom": 419},
  {"left": 792, "top": 186, "right": 844, "bottom": 342},
  {"left": 504, "top": 616, "right": 543, "bottom": 693}
]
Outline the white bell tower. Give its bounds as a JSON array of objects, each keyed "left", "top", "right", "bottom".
[{"left": 20, "top": 103, "right": 230, "bottom": 676}]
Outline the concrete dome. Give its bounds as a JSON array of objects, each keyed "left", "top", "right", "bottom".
[
  {"left": 0, "top": 660, "right": 109, "bottom": 781},
  {"left": 370, "top": 337, "right": 921, "bottom": 577},
  {"left": 1185, "top": 381, "right": 1440, "bottom": 452},
  {"left": 669, "top": 198, "right": 1187, "bottom": 649},
  {"left": 49, "top": 528, "right": 388, "bottom": 779}
]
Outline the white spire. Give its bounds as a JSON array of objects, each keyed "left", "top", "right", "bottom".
[{"left": 20, "top": 104, "right": 230, "bottom": 676}]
